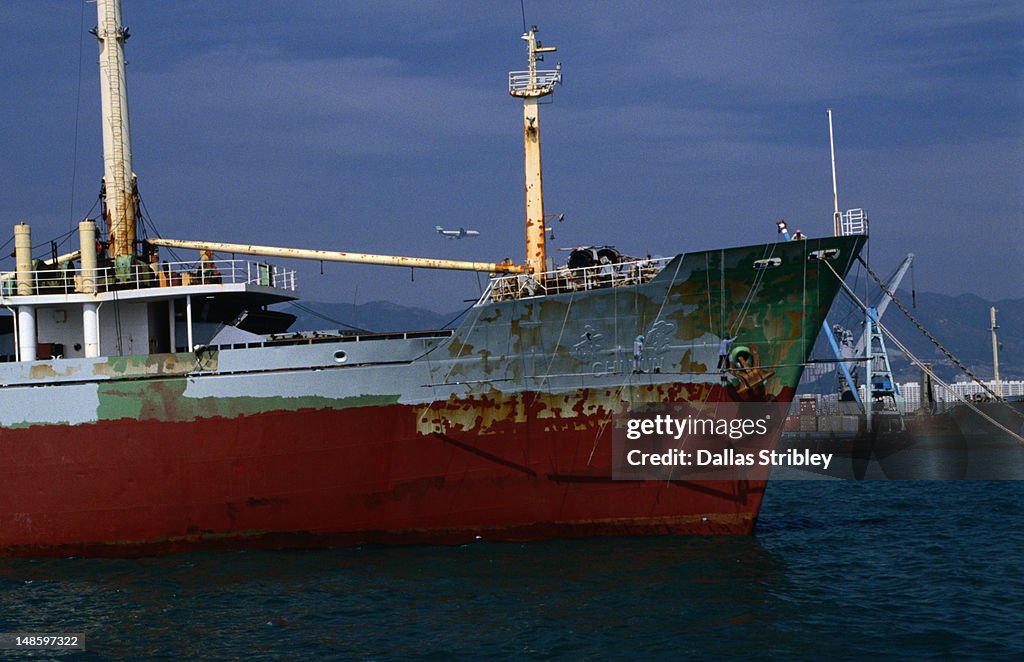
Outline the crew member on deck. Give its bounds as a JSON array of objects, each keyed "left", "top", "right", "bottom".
[
  {"left": 633, "top": 335, "right": 645, "bottom": 373},
  {"left": 198, "top": 249, "right": 222, "bottom": 284},
  {"left": 718, "top": 335, "right": 738, "bottom": 370}
]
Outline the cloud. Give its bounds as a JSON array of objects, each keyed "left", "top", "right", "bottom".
[
  {"left": 1, "top": 1, "right": 1020, "bottom": 306},
  {"left": 133, "top": 47, "right": 508, "bottom": 160},
  {"left": 571, "top": 2, "right": 1021, "bottom": 105}
]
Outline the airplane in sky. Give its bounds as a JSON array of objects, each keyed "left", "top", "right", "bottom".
[{"left": 435, "top": 226, "right": 480, "bottom": 239}]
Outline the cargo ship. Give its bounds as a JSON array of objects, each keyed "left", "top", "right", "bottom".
[{"left": 0, "top": 1, "right": 864, "bottom": 556}]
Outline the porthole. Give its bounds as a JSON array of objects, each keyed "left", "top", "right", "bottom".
[{"left": 333, "top": 350, "right": 348, "bottom": 363}]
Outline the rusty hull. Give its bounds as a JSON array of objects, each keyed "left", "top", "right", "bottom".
[{"left": 0, "top": 235, "right": 864, "bottom": 555}]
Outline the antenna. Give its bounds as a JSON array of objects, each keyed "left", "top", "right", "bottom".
[
  {"left": 827, "top": 109, "right": 840, "bottom": 237},
  {"left": 991, "top": 307, "right": 1002, "bottom": 399}
]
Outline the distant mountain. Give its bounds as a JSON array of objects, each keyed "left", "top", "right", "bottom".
[
  {"left": 802, "top": 289, "right": 1022, "bottom": 393},
  {"left": 881, "top": 290, "right": 1022, "bottom": 382},
  {"left": 281, "top": 290, "right": 1023, "bottom": 386},
  {"left": 278, "top": 300, "right": 467, "bottom": 334}
]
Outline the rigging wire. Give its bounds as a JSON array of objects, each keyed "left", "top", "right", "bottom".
[
  {"left": 67, "top": 0, "right": 89, "bottom": 232},
  {"left": 138, "top": 197, "right": 184, "bottom": 262},
  {"left": 30, "top": 228, "right": 78, "bottom": 257},
  {"left": 285, "top": 301, "right": 373, "bottom": 334},
  {"left": 728, "top": 243, "right": 776, "bottom": 336},
  {"left": 440, "top": 303, "right": 474, "bottom": 330},
  {"left": 55, "top": 227, "right": 78, "bottom": 251},
  {"left": 80, "top": 195, "right": 101, "bottom": 224},
  {"left": 855, "top": 255, "right": 1018, "bottom": 412},
  {"left": 910, "top": 260, "right": 916, "bottom": 308}
]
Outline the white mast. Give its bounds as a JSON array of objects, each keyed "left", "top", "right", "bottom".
[
  {"left": 509, "top": 27, "right": 561, "bottom": 276},
  {"left": 827, "top": 108, "right": 840, "bottom": 236},
  {"left": 94, "top": 0, "right": 137, "bottom": 259},
  {"left": 991, "top": 306, "right": 1002, "bottom": 399}
]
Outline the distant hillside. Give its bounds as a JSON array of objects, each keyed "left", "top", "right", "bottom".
[
  {"left": 282, "top": 290, "right": 1023, "bottom": 385},
  {"left": 883, "top": 291, "right": 1022, "bottom": 381},
  {"left": 802, "top": 289, "right": 1022, "bottom": 392},
  {"left": 278, "top": 300, "right": 466, "bottom": 334}
]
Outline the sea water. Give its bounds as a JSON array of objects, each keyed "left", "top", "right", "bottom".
[{"left": 1, "top": 481, "right": 1022, "bottom": 659}]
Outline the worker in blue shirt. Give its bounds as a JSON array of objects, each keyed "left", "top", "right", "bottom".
[
  {"left": 633, "top": 335, "right": 645, "bottom": 373},
  {"left": 717, "top": 335, "right": 738, "bottom": 369}
]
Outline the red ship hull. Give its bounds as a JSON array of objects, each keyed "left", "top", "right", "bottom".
[{"left": 0, "top": 398, "right": 773, "bottom": 557}]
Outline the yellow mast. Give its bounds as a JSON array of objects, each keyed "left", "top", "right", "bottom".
[{"left": 509, "top": 27, "right": 561, "bottom": 276}]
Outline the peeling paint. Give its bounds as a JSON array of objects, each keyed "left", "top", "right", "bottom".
[{"left": 96, "top": 378, "right": 399, "bottom": 422}]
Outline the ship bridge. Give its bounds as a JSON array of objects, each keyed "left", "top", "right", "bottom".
[{"left": 1, "top": 228, "right": 297, "bottom": 362}]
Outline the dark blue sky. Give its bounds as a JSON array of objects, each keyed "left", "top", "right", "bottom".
[{"left": 1, "top": 1, "right": 1021, "bottom": 309}]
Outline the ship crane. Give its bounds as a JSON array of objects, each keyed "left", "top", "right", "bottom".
[
  {"left": 813, "top": 109, "right": 907, "bottom": 430},
  {"left": 852, "top": 255, "right": 914, "bottom": 359},
  {"left": 829, "top": 254, "right": 914, "bottom": 431},
  {"left": 144, "top": 238, "right": 524, "bottom": 274},
  {"left": 93, "top": 0, "right": 139, "bottom": 269}
]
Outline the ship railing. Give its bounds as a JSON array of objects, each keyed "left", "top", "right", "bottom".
[
  {"left": 481, "top": 256, "right": 671, "bottom": 303},
  {"left": 840, "top": 208, "right": 868, "bottom": 236},
  {"left": 508, "top": 70, "right": 562, "bottom": 93},
  {"left": 206, "top": 329, "right": 456, "bottom": 352},
  {"left": 0, "top": 259, "right": 297, "bottom": 296}
]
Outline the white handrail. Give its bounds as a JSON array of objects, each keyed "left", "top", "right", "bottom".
[
  {"left": 508, "top": 70, "right": 561, "bottom": 92},
  {"left": 481, "top": 256, "right": 670, "bottom": 303},
  {"left": 0, "top": 259, "right": 297, "bottom": 296}
]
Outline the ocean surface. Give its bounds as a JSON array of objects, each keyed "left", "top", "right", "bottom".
[{"left": 2, "top": 480, "right": 1022, "bottom": 659}]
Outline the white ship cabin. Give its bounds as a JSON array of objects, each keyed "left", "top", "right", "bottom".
[{"left": 0, "top": 225, "right": 297, "bottom": 363}]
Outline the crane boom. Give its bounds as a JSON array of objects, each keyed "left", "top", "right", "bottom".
[
  {"left": 853, "top": 253, "right": 914, "bottom": 358},
  {"left": 144, "top": 238, "right": 525, "bottom": 274}
]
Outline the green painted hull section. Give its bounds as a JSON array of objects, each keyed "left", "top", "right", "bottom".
[{"left": 2, "top": 236, "right": 865, "bottom": 429}]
